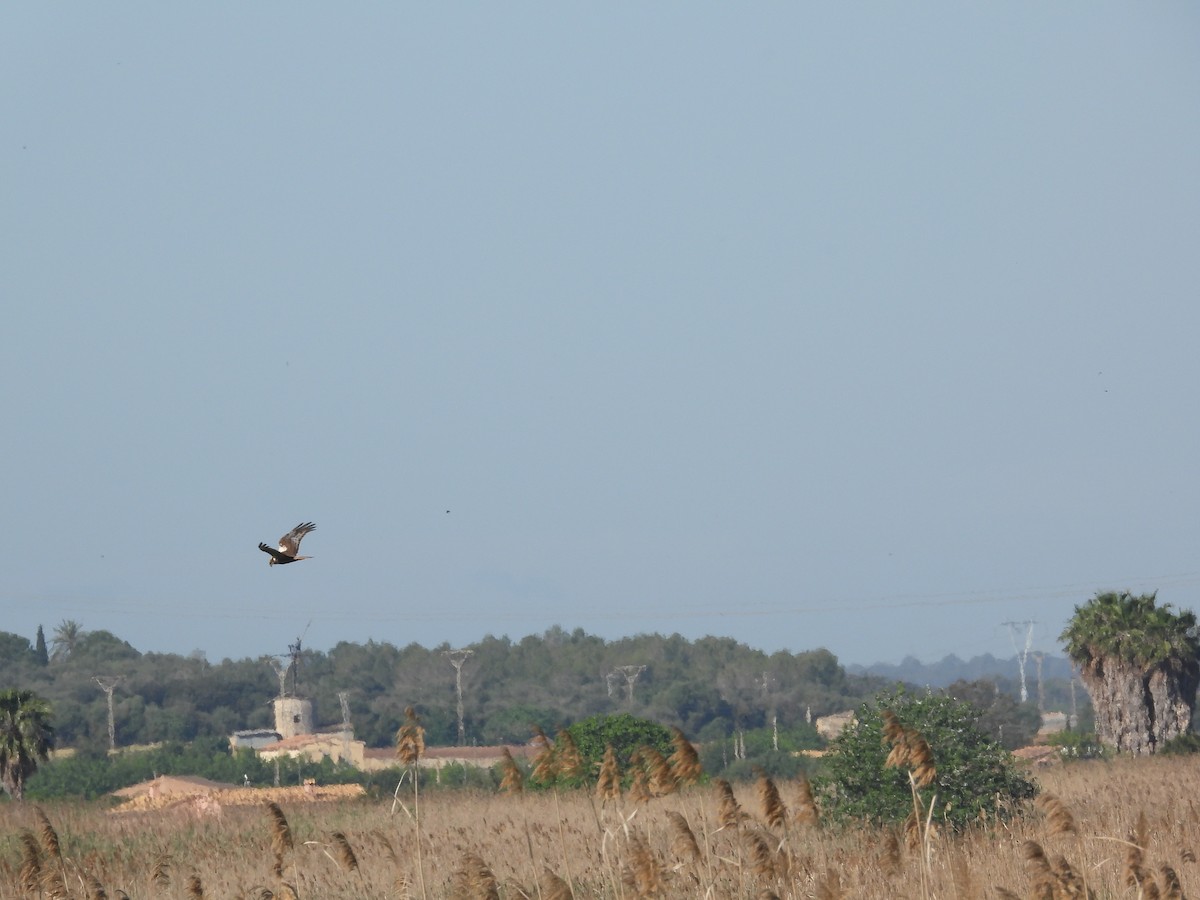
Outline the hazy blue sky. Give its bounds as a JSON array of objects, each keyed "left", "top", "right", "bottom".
[{"left": 3, "top": 5, "right": 1198, "bottom": 668}]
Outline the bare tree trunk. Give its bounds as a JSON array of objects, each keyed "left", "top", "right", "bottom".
[
  {"left": 1080, "top": 658, "right": 1196, "bottom": 755},
  {"left": 1147, "top": 665, "right": 1198, "bottom": 744}
]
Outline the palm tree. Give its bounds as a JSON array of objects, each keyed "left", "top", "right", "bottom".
[
  {"left": 1061, "top": 591, "right": 1200, "bottom": 754},
  {"left": 0, "top": 689, "right": 55, "bottom": 800},
  {"left": 50, "top": 619, "right": 83, "bottom": 662}
]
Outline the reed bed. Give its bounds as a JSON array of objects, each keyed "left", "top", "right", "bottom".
[{"left": 2, "top": 754, "right": 1200, "bottom": 898}]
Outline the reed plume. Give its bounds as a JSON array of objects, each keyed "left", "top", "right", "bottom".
[
  {"left": 667, "top": 810, "right": 703, "bottom": 864},
  {"left": 186, "top": 874, "right": 204, "bottom": 899},
  {"left": 396, "top": 706, "right": 426, "bottom": 767},
  {"left": 639, "top": 745, "right": 677, "bottom": 797},
  {"left": 555, "top": 728, "right": 584, "bottom": 782},
  {"left": 716, "top": 778, "right": 747, "bottom": 829},
  {"left": 451, "top": 853, "right": 499, "bottom": 900},
  {"left": 903, "top": 810, "right": 922, "bottom": 851},
  {"left": 86, "top": 875, "right": 108, "bottom": 900},
  {"left": 1022, "top": 840, "right": 1052, "bottom": 877},
  {"left": 1050, "top": 855, "right": 1090, "bottom": 899},
  {"left": 19, "top": 835, "right": 43, "bottom": 897},
  {"left": 332, "top": 832, "right": 359, "bottom": 872},
  {"left": 755, "top": 768, "right": 787, "bottom": 830},
  {"left": 595, "top": 744, "right": 621, "bottom": 803},
  {"left": 881, "top": 709, "right": 936, "bottom": 787},
  {"left": 35, "top": 807, "right": 62, "bottom": 861},
  {"left": 1160, "top": 864, "right": 1184, "bottom": 900},
  {"left": 794, "top": 773, "right": 820, "bottom": 826},
  {"left": 1035, "top": 792, "right": 1077, "bottom": 836},
  {"left": 152, "top": 855, "right": 171, "bottom": 889},
  {"left": 499, "top": 747, "right": 525, "bottom": 794},
  {"left": 265, "top": 802, "right": 294, "bottom": 855},
  {"left": 373, "top": 829, "right": 398, "bottom": 864},
  {"left": 743, "top": 828, "right": 776, "bottom": 880},
  {"left": 530, "top": 727, "right": 557, "bottom": 783},
  {"left": 628, "top": 764, "right": 652, "bottom": 805},
  {"left": 622, "top": 829, "right": 664, "bottom": 898},
  {"left": 667, "top": 727, "right": 703, "bottom": 786}
]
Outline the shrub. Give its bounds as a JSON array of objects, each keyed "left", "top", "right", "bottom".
[
  {"left": 565, "top": 713, "right": 673, "bottom": 771},
  {"left": 816, "top": 687, "right": 1036, "bottom": 829}
]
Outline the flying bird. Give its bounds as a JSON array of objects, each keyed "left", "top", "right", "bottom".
[{"left": 259, "top": 522, "right": 316, "bottom": 566}]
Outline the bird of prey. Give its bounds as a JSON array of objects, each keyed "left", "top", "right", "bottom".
[{"left": 259, "top": 522, "right": 316, "bottom": 566}]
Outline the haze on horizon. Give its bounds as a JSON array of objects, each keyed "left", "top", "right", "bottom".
[{"left": 3, "top": 5, "right": 1198, "bottom": 669}]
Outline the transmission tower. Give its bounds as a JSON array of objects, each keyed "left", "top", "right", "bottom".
[
  {"left": 287, "top": 622, "right": 310, "bottom": 696},
  {"left": 1003, "top": 620, "right": 1036, "bottom": 703},
  {"left": 444, "top": 649, "right": 474, "bottom": 746},
  {"left": 605, "top": 671, "right": 620, "bottom": 697},
  {"left": 93, "top": 675, "right": 123, "bottom": 751},
  {"left": 1033, "top": 652, "right": 1046, "bottom": 713},
  {"left": 613, "top": 665, "right": 646, "bottom": 708},
  {"left": 268, "top": 656, "right": 290, "bottom": 698}
]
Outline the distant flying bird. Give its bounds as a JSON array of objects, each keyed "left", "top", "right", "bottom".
[{"left": 259, "top": 522, "right": 316, "bottom": 566}]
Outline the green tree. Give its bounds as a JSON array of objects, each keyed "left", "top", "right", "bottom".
[
  {"left": 943, "top": 679, "right": 1041, "bottom": 750},
  {"left": 0, "top": 632, "right": 34, "bottom": 668},
  {"left": 34, "top": 626, "right": 49, "bottom": 666},
  {"left": 51, "top": 619, "right": 84, "bottom": 662},
  {"left": 565, "top": 713, "right": 673, "bottom": 772},
  {"left": 1060, "top": 591, "right": 1200, "bottom": 755},
  {"left": 0, "top": 689, "right": 55, "bottom": 800},
  {"left": 817, "top": 688, "right": 1035, "bottom": 829}
]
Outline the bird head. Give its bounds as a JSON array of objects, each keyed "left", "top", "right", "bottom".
[{"left": 268, "top": 557, "right": 277, "bottom": 567}]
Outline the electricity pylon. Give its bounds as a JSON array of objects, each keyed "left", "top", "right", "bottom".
[
  {"left": 444, "top": 649, "right": 474, "bottom": 746},
  {"left": 1004, "top": 620, "right": 1036, "bottom": 703},
  {"left": 93, "top": 675, "right": 123, "bottom": 751}
]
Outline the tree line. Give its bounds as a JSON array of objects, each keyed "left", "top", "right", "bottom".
[
  {"left": 1, "top": 624, "right": 891, "bottom": 751},
  {"left": 0, "top": 620, "right": 1069, "bottom": 753}
]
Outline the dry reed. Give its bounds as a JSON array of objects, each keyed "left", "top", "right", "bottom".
[
  {"left": 450, "top": 852, "right": 499, "bottom": 899},
  {"left": 794, "top": 773, "right": 819, "bottom": 827},
  {"left": 19, "top": 831, "right": 42, "bottom": 895},
  {"left": 667, "top": 727, "right": 702, "bottom": 787},
  {"left": 595, "top": 744, "right": 622, "bottom": 803},
  {"left": 622, "top": 829, "right": 664, "bottom": 898},
  {"left": 716, "top": 778, "right": 747, "bottom": 830},
  {"left": 10, "top": 751, "right": 1200, "bottom": 898},
  {"left": 266, "top": 801, "right": 294, "bottom": 854},
  {"left": 498, "top": 747, "right": 525, "bottom": 795},
  {"left": 542, "top": 868, "right": 574, "bottom": 899},
  {"left": 332, "top": 831, "right": 359, "bottom": 872},
  {"left": 636, "top": 745, "right": 677, "bottom": 797},
  {"left": 755, "top": 769, "right": 787, "bottom": 830}
]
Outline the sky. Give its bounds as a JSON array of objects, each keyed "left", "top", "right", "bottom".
[{"left": 3, "top": 5, "right": 1199, "bottom": 669}]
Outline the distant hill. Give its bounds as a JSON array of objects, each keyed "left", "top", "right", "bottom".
[{"left": 846, "top": 653, "right": 1076, "bottom": 689}]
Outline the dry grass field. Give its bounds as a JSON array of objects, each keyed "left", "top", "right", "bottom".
[{"left": 2, "top": 755, "right": 1198, "bottom": 898}]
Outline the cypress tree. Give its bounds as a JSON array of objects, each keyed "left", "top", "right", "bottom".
[{"left": 33, "top": 626, "right": 49, "bottom": 667}]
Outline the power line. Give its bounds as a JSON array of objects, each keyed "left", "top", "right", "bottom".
[{"left": 24, "top": 571, "right": 1200, "bottom": 625}]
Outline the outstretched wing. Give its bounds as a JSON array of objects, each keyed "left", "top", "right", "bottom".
[
  {"left": 278, "top": 522, "right": 316, "bottom": 557},
  {"left": 259, "top": 542, "right": 288, "bottom": 563}
]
